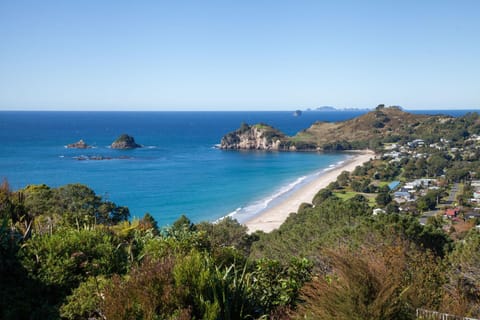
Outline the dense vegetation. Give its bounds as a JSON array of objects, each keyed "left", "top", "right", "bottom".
[
  {"left": 0, "top": 182, "right": 314, "bottom": 319},
  {"left": 2, "top": 110, "right": 480, "bottom": 319}
]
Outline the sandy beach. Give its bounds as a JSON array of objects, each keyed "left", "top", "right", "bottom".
[{"left": 244, "top": 151, "right": 375, "bottom": 233}]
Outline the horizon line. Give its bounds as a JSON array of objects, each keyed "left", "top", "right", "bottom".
[{"left": 0, "top": 107, "right": 479, "bottom": 112}]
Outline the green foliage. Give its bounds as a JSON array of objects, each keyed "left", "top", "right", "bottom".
[
  {"left": 322, "top": 140, "right": 352, "bottom": 151},
  {"left": 60, "top": 276, "right": 107, "bottom": 320},
  {"left": 173, "top": 250, "right": 223, "bottom": 319},
  {"left": 19, "top": 227, "right": 127, "bottom": 294},
  {"left": 250, "top": 197, "right": 372, "bottom": 266},
  {"left": 417, "top": 189, "right": 444, "bottom": 212},
  {"left": 139, "top": 212, "right": 160, "bottom": 235},
  {"left": 312, "top": 188, "right": 336, "bottom": 205},
  {"left": 197, "top": 217, "right": 254, "bottom": 258},
  {"left": 376, "top": 191, "right": 392, "bottom": 206},
  {"left": 102, "top": 256, "right": 189, "bottom": 320},
  {"left": 249, "top": 257, "right": 313, "bottom": 314},
  {"left": 18, "top": 183, "right": 129, "bottom": 231},
  {"left": 442, "top": 230, "right": 480, "bottom": 317}
]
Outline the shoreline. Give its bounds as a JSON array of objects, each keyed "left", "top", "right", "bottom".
[{"left": 244, "top": 150, "right": 375, "bottom": 233}]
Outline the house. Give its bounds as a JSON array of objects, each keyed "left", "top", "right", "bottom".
[
  {"left": 383, "top": 151, "right": 402, "bottom": 159},
  {"left": 471, "top": 180, "right": 480, "bottom": 188},
  {"left": 394, "top": 191, "right": 411, "bottom": 203},
  {"left": 465, "top": 212, "right": 480, "bottom": 220},
  {"left": 384, "top": 144, "right": 398, "bottom": 150},
  {"left": 408, "top": 139, "right": 425, "bottom": 148},
  {"left": 388, "top": 181, "right": 401, "bottom": 191},
  {"left": 404, "top": 179, "right": 436, "bottom": 190},
  {"left": 373, "top": 208, "right": 386, "bottom": 215},
  {"left": 445, "top": 207, "right": 460, "bottom": 218}
]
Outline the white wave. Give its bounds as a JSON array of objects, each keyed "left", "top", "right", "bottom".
[
  {"left": 215, "top": 207, "right": 242, "bottom": 223},
  {"left": 226, "top": 175, "right": 308, "bottom": 223},
  {"left": 221, "top": 156, "right": 352, "bottom": 224}
]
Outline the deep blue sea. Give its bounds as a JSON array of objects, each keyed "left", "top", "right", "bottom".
[{"left": 0, "top": 109, "right": 473, "bottom": 226}]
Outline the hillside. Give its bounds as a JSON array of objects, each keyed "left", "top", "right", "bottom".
[
  {"left": 294, "top": 106, "right": 433, "bottom": 149},
  {"left": 221, "top": 107, "right": 466, "bottom": 151}
]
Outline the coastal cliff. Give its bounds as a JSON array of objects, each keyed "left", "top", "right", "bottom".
[{"left": 220, "top": 123, "right": 294, "bottom": 151}]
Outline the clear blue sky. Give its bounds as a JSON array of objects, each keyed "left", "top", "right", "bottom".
[{"left": 1, "top": 0, "right": 479, "bottom": 111}]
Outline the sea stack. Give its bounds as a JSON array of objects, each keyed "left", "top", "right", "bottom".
[
  {"left": 66, "top": 139, "right": 89, "bottom": 149},
  {"left": 111, "top": 134, "right": 141, "bottom": 149}
]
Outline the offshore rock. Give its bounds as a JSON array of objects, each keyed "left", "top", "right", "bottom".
[
  {"left": 66, "top": 139, "right": 89, "bottom": 149},
  {"left": 111, "top": 134, "right": 142, "bottom": 149}
]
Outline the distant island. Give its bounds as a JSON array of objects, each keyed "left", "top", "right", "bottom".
[
  {"left": 315, "top": 106, "right": 337, "bottom": 111},
  {"left": 304, "top": 106, "right": 372, "bottom": 112}
]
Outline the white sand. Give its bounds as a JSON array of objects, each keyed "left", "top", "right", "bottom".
[{"left": 244, "top": 151, "right": 375, "bottom": 233}]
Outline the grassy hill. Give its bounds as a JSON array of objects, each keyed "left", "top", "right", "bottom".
[{"left": 293, "top": 106, "right": 435, "bottom": 150}]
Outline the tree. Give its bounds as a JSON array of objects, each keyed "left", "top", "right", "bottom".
[
  {"left": 312, "top": 189, "right": 335, "bottom": 205},
  {"left": 196, "top": 217, "right": 251, "bottom": 256},
  {"left": 171, "top": 214, "right": 196, "bottom": 233},
  {"left": 337, "top": 171, "right": 350, "bottom": 187},
  {"left": 376, "top": 192, "right": 392, "bottom": 206},
  {"left": 139, "top": 213, "right": 160, "bottom": 235}
]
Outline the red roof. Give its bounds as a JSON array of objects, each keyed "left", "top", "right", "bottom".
[{"left": 445, "top": 208, "right": 459, "bottom": 216}]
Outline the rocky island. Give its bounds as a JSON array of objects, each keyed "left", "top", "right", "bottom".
[
  {"left": 111, "top": 134, "right": 142, "bottom": 149},
  {"left": 220, "top": 122, "right": 296, "bottom": 151},
  {"left": 66, "top": 139, "right": 89, "bottom": 149}
]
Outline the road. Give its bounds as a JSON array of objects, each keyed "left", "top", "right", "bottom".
[
  {"left": 447, "top": 182, "right": 459, "bottom": 204},
  {"left": 419, "top": 210, "right": 441, "bottom": 225},
  {"left": 419, "top": 183, "right": 459, "bottom": 225}
]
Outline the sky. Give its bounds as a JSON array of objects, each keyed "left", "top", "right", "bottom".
[{"left": 0, "top": 0, "right": 479, "bottom": 111}]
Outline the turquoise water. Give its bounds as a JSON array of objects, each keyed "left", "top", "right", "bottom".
[{"left": 0, "top": 110, "right": 471, "bottom": 226}]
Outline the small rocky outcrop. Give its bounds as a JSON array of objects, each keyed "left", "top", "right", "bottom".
[
  {"left": 111, "top": 134, "right": 141, "bottom": 149},
  {"left": 66, "top": 139, "right": 89, "bottom": 149},
  {"left": 293, "top": 110, "right": 302, "bottom": 117},
  {"left": 220, "top": 123, "right": 291, "bottom": 150}
]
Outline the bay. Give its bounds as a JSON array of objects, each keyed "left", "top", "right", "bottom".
[{"left": 0, "top": 109, "right": 472, "bottom": 226}]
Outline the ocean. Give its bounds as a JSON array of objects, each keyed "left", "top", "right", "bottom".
[{"left": 0, "top": 109, "right": 473, "bottom": 226}]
